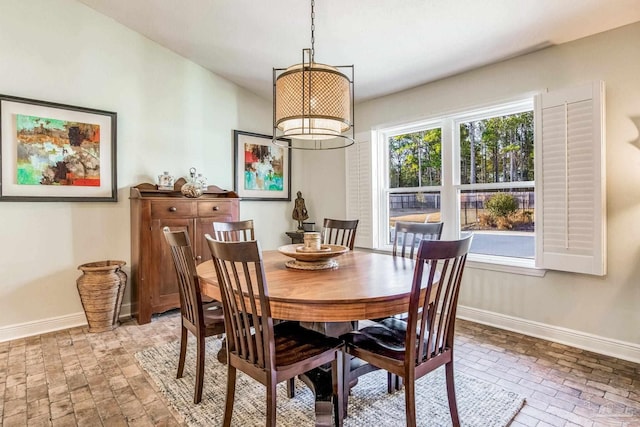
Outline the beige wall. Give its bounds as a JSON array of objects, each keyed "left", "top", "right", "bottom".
[
  {"left": 0, "top": 0, "right": 296, "bottom": 336},
  {"left": 303, "top": 22, "right": 640, "bottom": 359}
]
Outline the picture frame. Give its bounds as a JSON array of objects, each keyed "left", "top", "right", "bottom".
[
  {"left": 233, "top": 130, "right": 291, "bottom": 201},
  {"left": 0, "top": 94, "right": 117, "bottom": 202}
]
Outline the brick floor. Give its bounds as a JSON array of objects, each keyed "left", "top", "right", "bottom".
[{"left": 1, "top": 312, "right": 639, "bottom": 426}]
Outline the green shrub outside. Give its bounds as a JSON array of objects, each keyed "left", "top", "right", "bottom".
[{"left": 485, "top": 193, "right": 518, "bottom": 218}]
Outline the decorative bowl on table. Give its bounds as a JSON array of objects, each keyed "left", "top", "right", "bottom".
[{"left": 277, "top": 244, "right": 349, "bottom": 270}]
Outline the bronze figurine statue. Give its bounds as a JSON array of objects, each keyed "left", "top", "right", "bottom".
[{"left": 292, "top": 191, "right": 309, "bottom": 231}]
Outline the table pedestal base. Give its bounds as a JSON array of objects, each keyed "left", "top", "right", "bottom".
[
  {"left": 297, "top": 356, "right": 376, "bottom": 426},
  {"left": 298, "top": 366, "right": 337, "bottom": 427}
]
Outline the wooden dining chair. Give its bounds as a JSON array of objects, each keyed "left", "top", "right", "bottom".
[
  {"left": 206, "top": 236, "right": 346, "bottom": 427},
  {"left": 314, "top": 217, "right": 358, "bottom": 335},
  {"left": 321, "top": 218, "right": 359, "bottom": 250},
  {"left": 317, "top": 218, "right": 364, "bottom": 397},
  {"left": 393, "top": 221, "right": 444, "bottom": 258},
  {"left": 383, "top": 220, "right": 445, "bottom": 390},
  {"left": 162, "top": 227, "right": 226, "bottom": 404},
  {"left": 342, "top": 235, "right": 473, "bottom": 427},
  {"left": 348, "top": 222, "right": 446, "bottom": 395},
  {"left": 211, "top": 219, "right": 296, "bottom": 397},
  {"left": 212, "top": 219, "right": 255, "bottom": 242}
]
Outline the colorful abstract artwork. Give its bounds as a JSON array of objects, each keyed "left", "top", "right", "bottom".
[
  {"left": 243, "top": 143, "right": 284, "bottom": 191},
  {"left": 1, "top": 94, "right": 116, "bottom": 201},
  {"left": 233, "top": 130, "right": 291, "bottom": 201},
  {"left": 16, "top": 114, "right": 101, "bottom": 186}
]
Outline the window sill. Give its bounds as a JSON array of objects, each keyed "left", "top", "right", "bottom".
[
  {"left": 466, "top": 254, "right": 546, "bottom": 277},
  {"left": 363, "top": 247, "right": 547, "bottom": 277}
]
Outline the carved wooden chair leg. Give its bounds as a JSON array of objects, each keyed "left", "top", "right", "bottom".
[
  {"left": 332, "top": 350, "right": 345, "bottom": 427},
  {"left": 387, "top": 372, "right": 394, "bottom": 393},
  {"left": 223, "top": 365, "right": 236, "bottom": 427},
  {"left": 342, "top": 351, "right": 350, "bottom": 418},
  {"left": 395, "top": 374, "right": 403, "bottom": 391},
  {"left": 404, "top": 375, "right": 417, "bottom": 427},
  {"left": 445, "top": 361, "right": 460, "bottom": 427},
  {"left": 286, "top": 377, "right": 296, "bottom": 398},
  {"left": 217, "top": 339, "right": 227, "bottom": 364},
  {"left": 177, "top": 326, "right": 187, "bottom": 378},
  {"left": 194, "top": 334, "right": 205, "bottom": 404},
  {"left": 266, "top": 378, "right": 277, "bottom": 427}
]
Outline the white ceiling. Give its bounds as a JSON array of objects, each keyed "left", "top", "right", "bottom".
[{"left": 76, "top": 0, "right": 640, "bottom": 102}]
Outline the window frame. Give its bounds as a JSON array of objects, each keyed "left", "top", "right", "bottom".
[
  {"left": 378, "top": 119, "right": 444, "bottom": 251},
  {"left": 376, "top": 98, "right": 540, "bottom": 271}
]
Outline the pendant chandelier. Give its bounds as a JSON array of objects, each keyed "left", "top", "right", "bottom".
[{"left": 273, "top": 0, "right": 355, "bottom": 150}]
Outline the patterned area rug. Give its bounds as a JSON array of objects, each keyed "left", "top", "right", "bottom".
[{"left": 135, "top": 338, "right": 525, "bottom": 427}]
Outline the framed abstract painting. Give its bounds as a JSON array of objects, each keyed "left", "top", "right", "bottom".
[
  {"left": 233, "top": 130, "right": 291, "bottom": 201},
  {"left": 0, "top": 94, "right": 117, "bottom": 202}
]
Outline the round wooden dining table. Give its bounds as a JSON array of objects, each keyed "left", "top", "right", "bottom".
[{"left": 196, "top": 249, "right": 420, "bottom": 322}]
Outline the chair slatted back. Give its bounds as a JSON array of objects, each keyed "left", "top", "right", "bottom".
[
  {"left": 163, "top": 227, "right": 204, "bottom": 330},
  {"left": 213, "top": 220, "right": 255, "bottom": 242},
  {"left": 406, "top": 235, "right": 472, "bottom": 368},
  {"left": 393, "top": 221, "right": 444, "bottom": 258},
  {"left": 206, "top": 237, "right": 274, "bottom": 371},
  {"left": 322, "top": 218, "right": 359, "bottom": 250}
]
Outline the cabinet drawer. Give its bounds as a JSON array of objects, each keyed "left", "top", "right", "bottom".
[
  {"left": 197, "top": 200, "right": 234, "bottom": 217},
  {"left": 151, "top": 201, "right": 196, "bottom": 218}
]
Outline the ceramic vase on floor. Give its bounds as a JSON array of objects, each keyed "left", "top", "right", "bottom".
[{"left": 77, "top": 260, "right": 127, "bottom": 332}]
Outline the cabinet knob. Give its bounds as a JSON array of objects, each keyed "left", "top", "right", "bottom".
[
  {"left": 212, "top": 206, "right": 220, "bottom": 211},
  {"left": 196, "top": 255, "right": 202, "bottom": 261},
  {"left": 168, "top": 207, "right": 177, "bottom": 212}
]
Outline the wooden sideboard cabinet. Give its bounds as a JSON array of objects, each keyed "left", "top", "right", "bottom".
[{"left": 130, "top": 181, "right": 239, "bottom": 324}]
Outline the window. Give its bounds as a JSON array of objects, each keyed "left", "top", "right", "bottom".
[
  {"left": 386, "top": 126, "right": 442, "bottom": 246},
  {"left": 346, "top": 82, "right": 605, "bottom": 275},
  {"left": 456, "top": 108, "right": 535, "bottom": 260},
  {"left": 379, "top": 100, "right": 535, "bottom": 264}
]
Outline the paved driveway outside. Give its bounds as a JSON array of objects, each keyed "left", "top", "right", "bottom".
[{"left": 468, "top": 231, "right": 534, "bottom": 258}]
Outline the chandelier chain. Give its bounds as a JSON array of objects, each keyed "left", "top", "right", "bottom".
[{"left": 310, "top": 0, "right": 315, "bottom": 62}]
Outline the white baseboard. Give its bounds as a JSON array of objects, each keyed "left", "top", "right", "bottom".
[
  {"left": 458, "top": 305, "right": 640, "bottom": 364},
  {"left": 0, "top": 303, "right": 132, "bottom": 343}
]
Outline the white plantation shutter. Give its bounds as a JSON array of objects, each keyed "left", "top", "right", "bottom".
[
  {"left": 534, "top": 81, "right": 606, "bottom": 275},
  {"left": 346, "top": 132, "right": 374, "bottom": 248}
]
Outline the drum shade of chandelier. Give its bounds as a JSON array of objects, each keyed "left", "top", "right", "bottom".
[{"left": 273, "top": 0, "right": 355, "bottom": 150}]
